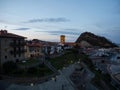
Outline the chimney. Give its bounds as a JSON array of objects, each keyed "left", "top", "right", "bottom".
[{"left": 0, "top": 30, "right": 8, "bottom": 35}]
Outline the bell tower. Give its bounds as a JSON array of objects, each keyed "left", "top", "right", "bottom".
[{"left": 60, "top": 35, "right": 65, "bottom": 44}]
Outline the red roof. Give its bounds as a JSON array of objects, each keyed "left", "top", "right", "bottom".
[{"left": 0, "top": 30, "right": 26, "bottom": 38}]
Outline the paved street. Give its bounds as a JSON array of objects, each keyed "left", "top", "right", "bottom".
[
  {"left": 0, "top": 62, "right": 98, "bottom": 90},
  {"left": 1, "top": 64, "right": 76, "bottom": 90}
]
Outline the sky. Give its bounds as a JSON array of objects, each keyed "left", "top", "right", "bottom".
[{"left": 0, "top": 0, "right": 120, "bottom": 43}]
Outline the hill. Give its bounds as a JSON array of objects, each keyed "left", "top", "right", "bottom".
[{"left": 76, "top": 32, "right": 118, "bottom": 48}]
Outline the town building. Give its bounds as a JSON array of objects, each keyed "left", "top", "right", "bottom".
[
  {"left": 43, "top": 43, "right": 58, "bottom": 55},
  {"left": 0, "top": 30, "right": 26, "bottom": 66},
  {"left": 60, "top": 35, "right": 65, "bottom": 44},
  {"left": 25, "top": 43, "right": 44, "bottom": 58}
]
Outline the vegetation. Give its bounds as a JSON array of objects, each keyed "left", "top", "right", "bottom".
[
  {"left": 3, "top": 61, "right": 18, "bottom": 74},
  {"left": 13, "top": 65, "right": 53, "bottom": 77},
  {"left": 2, "top": 61, "right": 53, "bottom": 77},
  {"left": 49, "top": 49, "right": 80, "bottom": 70},
  {"left": 18, "top": 58, "right": 40, "bottom": 66}
]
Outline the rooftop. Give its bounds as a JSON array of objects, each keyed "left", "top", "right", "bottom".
[{"left": 0, "top": 30, "right": 26, "bottom": 39}]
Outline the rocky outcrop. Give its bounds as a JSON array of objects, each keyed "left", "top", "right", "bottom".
[{"left": 76, "top": 32, "right": 118, "bottom": 48}]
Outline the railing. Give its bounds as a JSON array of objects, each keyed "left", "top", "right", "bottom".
[
  {"left": 10, "top": 42, "right": 26, "bottom": 47},
  {"left": 10, "top": 49, "right": 27, "bottom": 54},
  {"left": 20, "top": 49, "right": 27, "bottom": 53}
]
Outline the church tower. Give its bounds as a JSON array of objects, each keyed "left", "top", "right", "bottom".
[{"left": 60, "top": 35, "right": 65, "bottom": 44}]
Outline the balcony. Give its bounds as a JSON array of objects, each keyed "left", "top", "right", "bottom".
[
  {"left": 10, "top": 50, "right": 13, "bottom": 54},
  {"left": 10, "top": 49, "right": 27, "bottom": 55},
  {"left": 19, "top": 42, "right": 26, "bottom": 46},
  {"left": 20, "top": 49, "right": 27, "bottom": 53},
  {"left": 10, "top": 41, "right": 26, "bottom": 47}
]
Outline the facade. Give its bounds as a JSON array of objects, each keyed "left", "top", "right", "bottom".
[
  {"left": 25, "top": 43, "right": 44, "bottom": 58},
  {"left": 43, "top": 44, "right": 63, "bottom": 55},
  {"left": 0, "top": 30, "right": 26, "bottom": 65}
]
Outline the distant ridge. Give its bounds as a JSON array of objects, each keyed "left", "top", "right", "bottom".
[{"left": 76, "top": 32, "right": 118, "bottom": 48}]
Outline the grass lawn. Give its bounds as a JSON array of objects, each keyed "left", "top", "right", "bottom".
[
  {"left": 2, "top": 59, "right": 53, "bottom": 78},
  {"left": 18, "top": 58, "right": 40, "bottom": 66},
  {"left": 12, "top": 65, "right": 53, "bottom": 77},
  {"left": 49, "top": 49, "right": 80, "bottom": 70}
]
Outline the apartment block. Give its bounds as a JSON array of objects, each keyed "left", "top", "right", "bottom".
[{"left": 0, "top": 30, "right": 26, "bottom": 65}]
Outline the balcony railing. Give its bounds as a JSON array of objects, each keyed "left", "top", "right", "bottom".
[
  {"left": 10, "top": 42, "right": 26, "bottom": 47},
  {"left": 10, "top": 49, "right": 27, "bottom": 55}
]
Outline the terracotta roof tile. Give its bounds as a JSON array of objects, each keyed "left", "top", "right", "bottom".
[{"left": 0, "top": 30, "right": 26, "bottom": 38}]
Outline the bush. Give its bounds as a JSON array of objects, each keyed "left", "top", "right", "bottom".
[
  {"left": 3, "top": 61, "right": 17, "bottom": 74},
  {"left": 39, "top": 63, "right": 45, "bottom": 68},
  {"left": 13, "top": 69, "right": 25, "bottom": 75},
  {"left": 27, "top": 67, "right": 38, "bottom": 74}
]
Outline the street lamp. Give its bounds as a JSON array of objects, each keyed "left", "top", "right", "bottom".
[
  {"left": 52, "top": 77, "right": 57, "bottom": 82},
  {"left": 63, "top": 67, "right": 66, "bottom": 69},
  {"left": 30, "top": 83, "right": 34, "bottom": 86},
  {"left": 52, "top": 77, "right": 55, "bottom": 81}
]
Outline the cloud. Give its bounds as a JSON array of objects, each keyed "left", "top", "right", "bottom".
[
  {"left": 13, "top": 27, "right": 30, "bottom": 30},
  {"left": 24, "top": 17, "right": 70, "bottom": 23},
  {"left": 36, "top": 30, "right": 80, "bottom": 36},
  {"left": 115, "top": 0, "right": 120, "bottom": 14},
  {"left": 63, "top": 28, "right": 80, "bottom": 31}
]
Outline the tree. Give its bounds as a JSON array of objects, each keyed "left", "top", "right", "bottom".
[
  {"left": 27, "top": 67, "right": 38, "bottom": 74},
  {"left": 47, "top": 46, "right": 51, "bottom": 55},
  {"left": 3, "top": 61, "right": 17, "bottom": 74}
]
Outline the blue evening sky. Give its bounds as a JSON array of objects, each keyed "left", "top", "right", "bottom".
[{"left": 0, "top": 0, "right": 120, "bottom": 43}]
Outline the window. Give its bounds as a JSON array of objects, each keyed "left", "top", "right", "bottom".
[
  {"left": 14, "top": 54, "right": 16, "bottom": 57},
  {"left": 5, "top": 39, "right": 7, "bottom": 43},
  {"left": 5, "top": 56, "right": 7, "bottom": 59},
  {"left": 16, "top": 59, "right": 19, "bottom": 62},
  {"left": 4, "top": 48, "right": 7, "bottom": 52},
  {"left": 19, "top": 53, "right": 21, "bottom": 57}
]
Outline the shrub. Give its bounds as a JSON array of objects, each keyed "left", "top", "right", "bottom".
[
  {"left": 13, "top": 69, "right": 24, "bottom": 75},
  {"left": 27, "top": 67, "right": 38, "bottom": 74},
  {"left": 3, "top": 61, "right": 17, "bottom": 74}
]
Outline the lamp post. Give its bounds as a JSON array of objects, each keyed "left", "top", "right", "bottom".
[
  {"left": 71, "top": 60, "right": 73, "bottom": 64},
  {"left": 30, "top": 83, "right": 34, "bottom": 86},
  {"left": 52, "top": 77, "right": 55, "bottom": 81},
  {"left": 63, "top": 67, "right": 66, "bottom": 69}
]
